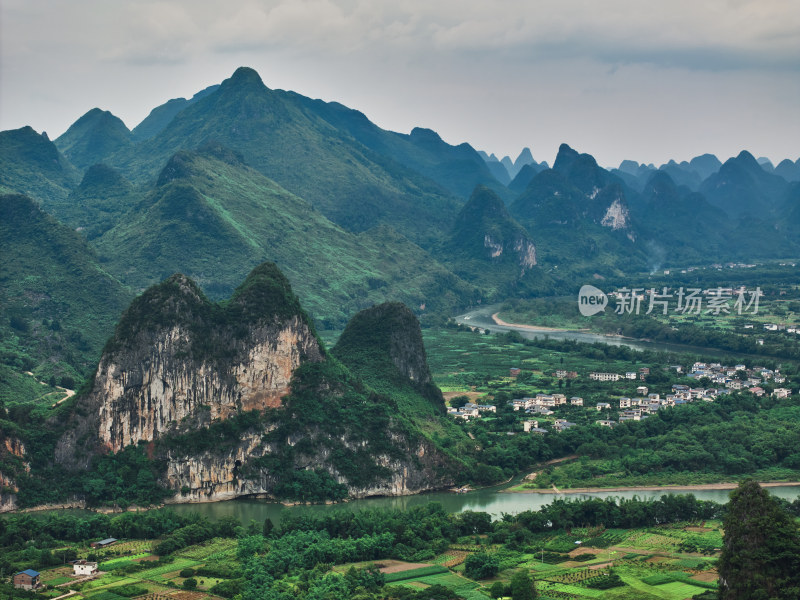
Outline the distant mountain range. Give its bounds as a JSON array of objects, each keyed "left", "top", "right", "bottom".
[{"left": 1, "top": 65, "right": 798, "bottom": 390}]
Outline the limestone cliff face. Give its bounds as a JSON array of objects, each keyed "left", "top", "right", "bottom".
[
  {"left": 54, "top": 264, "right": 455, "bottom": 504},
  {"left": 0, "top": 436, "right": 28, "bottom": 512},
  {"left": 483, "top": 234, "right": 538, "bottom": 273},
  {"left": 163, "top": 430, "right": 447, "bottom": 503},
  {"left": 93, "top": 317, "right": 319, "bottom": 453},
  {"left": 601, "top": 198, "right": 630, "bottom": 231},
  {"left": 56, "top": 263, "right": 324, "bottom": 467}
]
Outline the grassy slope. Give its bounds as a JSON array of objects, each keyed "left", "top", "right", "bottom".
[
  {"left": 95, "top": 149, "right": 473, "bottom": 326},
  {"left": 0, "top": 194, "right": 133, "bottom": 384}
]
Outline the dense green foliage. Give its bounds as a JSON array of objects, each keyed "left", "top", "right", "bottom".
[
  {"left": 0, "top": 127, "right": 78, "bottom": 209},
  {"left": 95, "top": 148, "right": 473, "bottom": 326},
  {"left": 333, "top": 302, "right": 446, "bottom": 417},
  {"left": 718, "top": 480, "right": 800, "bottom": 599},
  {"left": 436, "top": 185, "right": 548, "bottom": 298},
  {"left": 0, "top": 193, "right": 131, "bottom": 384},
  {"left": 463, "top": 552, "right": 499, "bottom": 579},
  {"left": 54, "top": 108, "right": 132, "bottom": 171},
  {"left": 107, "top": 67, "right": 462, "bottom": 246}
]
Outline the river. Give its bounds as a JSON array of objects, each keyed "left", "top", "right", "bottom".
[
  {"left": 455, "top": 305, "right": 742, "bottom": 357},
  {"left": 169, "top": 484, "right": 800, "bottom": 525}
]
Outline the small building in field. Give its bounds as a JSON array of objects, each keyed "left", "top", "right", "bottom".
[
  {"left": 91, "top": 538, "right": 118, "bottom": 549},
  {"left": 13, "top": 570, "right": 40, "bottom": 590},
  {"left": 523, "top": 420, "right": 539, "bottom": 432},
  {"left": 509, "top": 367, "right": 521, "bottom": 377},
  {"left": 569, "top": 396, "right": 584, "bottom": 406},
  {"left": 73, "top": 560, "right": 98, "bottom": 576}
]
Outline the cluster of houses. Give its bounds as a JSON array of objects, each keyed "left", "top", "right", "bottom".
[
  {"left": 447, "top": 402, "right": 497, "bottom": 420},
  {"left": 589, "top": 368, "right": 650, "bottom": 382},
  {"left": 759, "top": 323, "right": 800, "bottom": 334},
  {"left": 511, "top": 393, "right": 585, "bottom": 414},
  {"left": 449, "top": 360, "right": 793, "bottom": 428},
  {"left": 686, "top": 361, "right": 789, "bottom": 394},
  {"left": 12, "top": 538, "right": 116, "bottom": 589}
]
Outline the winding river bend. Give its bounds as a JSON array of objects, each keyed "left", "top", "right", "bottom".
[{"left": 454, "top": 305, "right": 736, "bottom": 356}]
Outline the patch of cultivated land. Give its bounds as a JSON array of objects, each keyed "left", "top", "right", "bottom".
[{"left": 375, "top": 560, "right": 434, "bottom": 574}]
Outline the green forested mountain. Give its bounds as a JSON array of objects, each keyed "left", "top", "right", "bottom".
[
  {"left": 0, "top": 126, "right": 79, "bottom": 206},
  {"left": 290, "top": 93, "right": 507, "bottom": 199},
  {"left": 436, "top": 185, "right": 546, "bottom": 297},
  {"left": 2, "top": 64, "right": 800, "bottom": 402},
  {"left": 107, "top": 67, "right": 461, "bottom": 245},
  {"left": 0, "top": 194, "right": 132, "bottom": 385},
  {"left": 634, "top": 171, "right": 732, "bottom": 264},
  {"left": 9, "top": 265, "right": 463, "bottom": 508},
  {"left": 333, "top": 302, "right": 448, "bottom": 429},
  {"left": 94, "top": 145, "right": 474, "bottom": 326},
  {"left": 63, "top": 164, "right": 141, "bottom": 239},
  {"left": 510, "top": 146, "right": 644, "bottom": 276},
  {"left": 54, "top": 108, "right": 132, "bottom": 170},
  {"left": 130, "top": 84, "right": 220, "bottom": 142},
  {"left": 700, "top": 151, "right": 789, "bottom": 218}
]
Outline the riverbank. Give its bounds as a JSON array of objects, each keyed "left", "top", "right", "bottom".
[
  {"left": 502, "top": 481, "right": 800, "bottom": 495},
  {"left": 491, "top": 312, "right": 591, "bottom": 333}
]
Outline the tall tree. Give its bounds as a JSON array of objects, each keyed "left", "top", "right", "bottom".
[
  {"left": 718, "top": 480, "right": 800, "bottom": 599},
  {"left": 510, "top": 569, "right": 537, "bottom": 599}
]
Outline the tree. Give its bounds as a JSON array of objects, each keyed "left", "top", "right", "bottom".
[
  {"left": 489, "top": 581, "right": 505, "bottom": 599},
  {"left": 718, "top": 480, "right": 800, "bottom": 599},
  {"left": 464, "top": 552, "right": 499, "bottom": 579},
  {"left": 510, "top": 569, "right": 537, "bottom": 599},
  {"left": 263, "top": 518, "right": 274, "bottom": 537},
  {"left": 182, "top": 578, "right": 197, "bottom": 590}
]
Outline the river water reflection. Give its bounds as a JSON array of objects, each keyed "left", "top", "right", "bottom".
[{"left": 170, "top": 484, "right": 800, "bottom": 525}]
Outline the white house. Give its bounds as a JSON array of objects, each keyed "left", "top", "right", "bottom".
[
  {"left": 589, "top": 372, "right": 620, "bottom": 382},
  {"left": 73, "top": 561, "right": 98, "bottom": 576}
]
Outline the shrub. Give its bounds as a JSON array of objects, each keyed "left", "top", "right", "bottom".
[
  {"left": 585, "top": 572, "right": 624, "bottom": 589},
  {"left": 210, "top": 579, "right": 245, "bottom": 598},
  {"left": 464, "top": 552, "right": 500, "bottom": 580},
  {"left": 112, "top": 585, "right": 148, "bottom": 597}
]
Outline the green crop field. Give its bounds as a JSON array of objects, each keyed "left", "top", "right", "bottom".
[
  {"left": 136, "top": 558, "right": 200, "bottom": 580},
  {"left": 384, "top": 566, "right": 449, "bottom": 582}
]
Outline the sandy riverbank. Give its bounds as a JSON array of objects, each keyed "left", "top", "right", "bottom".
[
  {"left": 491, "top": 313, "right": 594, "bottom": 334},
  {"left": 503, "top": 481, "right": 800, "bottom": 494}
]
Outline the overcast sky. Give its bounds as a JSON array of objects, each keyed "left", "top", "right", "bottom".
[{"left": 2, "top": 0, "right": 798, "bottom": 168}]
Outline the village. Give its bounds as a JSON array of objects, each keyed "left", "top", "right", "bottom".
[
  {"left": 11, "top": 539, "right": 118, "bottom": 593},
  {"left": 447, "top": 360, "right": 793, "bottom": 433}
]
